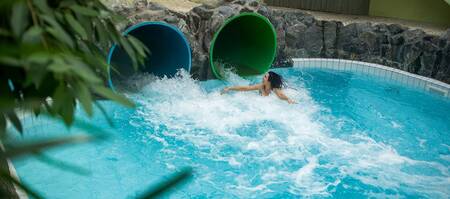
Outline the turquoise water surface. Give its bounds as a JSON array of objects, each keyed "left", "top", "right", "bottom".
[{"left": 10, "top": 68, "right": 450, "bottom": 198}]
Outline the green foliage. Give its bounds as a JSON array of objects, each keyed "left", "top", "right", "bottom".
[
  {"left": 0, "top": 0, "right": 193, "bottom": 198},
  {"left": 0, "top": 0, "right": 148, "bottom": 135}
]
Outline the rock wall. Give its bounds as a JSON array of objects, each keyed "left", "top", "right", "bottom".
[
  {"left": 112, "top": 0, "right": 450, "bottom": 83},
  {"left": 270, "top": 8, "right": 450, "bottom": 84}
]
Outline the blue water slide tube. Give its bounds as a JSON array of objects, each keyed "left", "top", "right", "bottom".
[{"left": 107, "top": 22, "right": 191, "bottom": 89}]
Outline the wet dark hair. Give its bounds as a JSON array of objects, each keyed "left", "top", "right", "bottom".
[{"left": 268, "top": 71, "right": 284, "bottom": 89}]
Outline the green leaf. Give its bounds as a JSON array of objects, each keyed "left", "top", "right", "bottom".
[
  {"left": 59, "top": 0, "right": 77, "bottom": 8},
  {"left": 137, "top": 167, "right": 193, "bottom": 199},
  {"left": 51, "top": 82, "right": 74, "bottom": 125},
  {"left": 0, "top": 171, "right": 43, "bottom": 199},
  {"left": 2, "top": 134, "right": 95, "bottom": 158},
  {"left": 47, "top": 27, "right": 74, "bottom": 48},
  {"left": 22, "top": 26, "right": 43, "bottom": 44},
  {"left": 128, "top": 36, "right": 149, "bottom": 58},
  {"left": 82, "top": 52, "right": 108, "bottom": 74},
  {"left": 61, "top": 101, "right": 75, "bottom": 125},
  {"left": 63, "top": 55, "right": 102, "bottom": 83},
  {"left": 27, "top": 52, "right": 50, "bottom": 65},
  {"left": 23, "top": 62, "right": 48, "bottom": 87},
  {"left": 7, "top": 112, "right": 22, "bottom": 134},
  {"left": 0, "top": 56, "right": 21, "bottom": 67},
  {"left": 0, "top": 28, "right": 11, "bottom": 37},
  {"left": 75, "top": 83, "right": 93, "bottom": 116},
  {"left": 92, "top": 86, "right": 134, "bottom": 108},
  {"left": 53, "top": 85, "right": 75, "bottom": 126},
  {"left": 70, "top": 5, "right": 98, "bottom": 16},
  {"left": 119, "top": 38, "right": 138, "bottom": 70},
  {"left": 105, "top": 21, "right": 121, "bottom": 43},
  {"left": 0, "top": 114, "right": 6, "bottom": 135},
  {"left": 11, "top": 1, "right": 29, "bottom": 38},
  {"left": 77, "top": 15, "right": 93, "bottom": 41},
  {"left": 65, "top": 12, "right": 88, "bottom": 40},
  {"left": 42, "top": 15, "right": 74, "bottom": 48},
  {"left": 33, "top": 105, "right": 41, "bottom": 117},
  {"left": 95, "top": 20, "right": 110, "bottom": 48},
  {"left": 48, "top": 57, "right": 71, "bottom": 73},
  {"left": 33, "top": 0, "right": 51, "bottom": 13}
]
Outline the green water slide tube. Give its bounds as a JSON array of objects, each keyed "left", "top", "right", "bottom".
[{"left": 210, "top": 13, "right": 277, "bottom": 79}]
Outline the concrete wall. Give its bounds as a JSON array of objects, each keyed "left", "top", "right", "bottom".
[{"left": 369, "top": 0, "right": 450, "bottom": 27}]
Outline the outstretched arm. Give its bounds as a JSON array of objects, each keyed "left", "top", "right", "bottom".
[
  {"left": 221, "top": 84, "right": 262, "bottom": 94},
  {"left": 274, "top": 89, "right": 296, "bottom": 104}
]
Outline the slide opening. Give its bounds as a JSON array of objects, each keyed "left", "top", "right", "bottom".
[
  {"left": 107, "top": 22, "right": 191, "bottom": 90},
  {"left": 210, "top": 13, "right": 277, "bottom": 79}
]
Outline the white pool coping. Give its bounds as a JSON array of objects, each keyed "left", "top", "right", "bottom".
[{"left": 292, "top": 58, "right": 450, "bottom": 100}]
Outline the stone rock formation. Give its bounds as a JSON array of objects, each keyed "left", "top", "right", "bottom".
[{"left": 110, "top": 0, "right": 450, "bottom": 83}]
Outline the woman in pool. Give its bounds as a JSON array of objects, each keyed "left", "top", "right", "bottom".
[{"left": 221, "top": 71, "right": 296, "bottom": 104}]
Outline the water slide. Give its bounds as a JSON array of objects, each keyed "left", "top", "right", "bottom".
[{"left": 107, "top": 13, "right": 277, "bottom": 87}]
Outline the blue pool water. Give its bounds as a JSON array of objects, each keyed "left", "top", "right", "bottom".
[{"left": 10, "top": 68, "right": 450, "bottom": 198}]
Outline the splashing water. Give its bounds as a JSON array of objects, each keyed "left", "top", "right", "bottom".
[
  {"left": 125, "top": 69, "right": 450, "bottom": 198},
  {"left": 12, "top": 68, "right": 450, "bottom": 198}
]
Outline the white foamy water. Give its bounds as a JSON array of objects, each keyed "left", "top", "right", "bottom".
[{"left": 124, "top": 70, "right": 449, "bottom": 198}]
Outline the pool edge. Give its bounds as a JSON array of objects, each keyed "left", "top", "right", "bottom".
[{"left": 292, "top": 58, "right": 450, "bottom": 100}]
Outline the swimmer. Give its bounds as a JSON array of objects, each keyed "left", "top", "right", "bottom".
[{"left": 221, "top": 71, "right": 296, "bottom": 104}]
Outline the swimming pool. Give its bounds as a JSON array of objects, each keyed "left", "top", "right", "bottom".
[{"left": 11, "top": 67, "right": 450, "bottom": 198}]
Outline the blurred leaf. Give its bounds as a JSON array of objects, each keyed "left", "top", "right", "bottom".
[
  {"left": 7, "top": 112, "right": 22, "bottom": 134},
  {"left": 83, "top": 52, "right": 109, "bottom": 74},
  {"left": 2, "top": 134, "right": 95, "bottom": 158},
  {"left": 47, "top": 27, "right": 74, "bottom": 48},
  {"left": 52, "top": 82, "right": 74, "bottom": 125},
  {"left": 48, "top": 56, "right": 70, "bottom": 73},
  {"left": 119, "top": 38, "right": 138, "bottom": 70},
  {"left": 65, "top": 56, "right": 102, "bottom": 83},
  {"left": 33, "top": 105, "right": 41, "bottom": 117},
  {"left": 92, "top": 86, "right": 134, "bottom": 108},
  {"left": 24, "top": 64, "right": 48, "bottom": 88},
  {"left": 128, "top": 36, "right": 149, "bottom": 58},
  {"left": 59, "top": 0, "right": 76, "bottom": 8},
  {"left": 0, "top": 114, "right": 5, "bottom": 135},
  {"left": 11, "top": 1, "right": 29, "bottom": 38},
  {"left": 57, "top": 93, "right": 75, "bottom": 126},
  {"left": 33, "top": 0, "right": 51, "bottom": 13},
  {"left": 105, "top": 21, "right": 120, "bottom": 43},
  {"left": 94, "top": 102, "right": 114, "bottom": 127},
  {"left": 65, "top": 12, "right": 88, "bottom": 40},
  {"left": 61, "top": 102, "right": 75, "bottom": 125},
  {"left": 70, "top": 5, "right": 98, "bottom": 16},
  {"left": 22, "top": 26, "right": 43, "bottom": 44},
  {"left": 75, "top": 82, "right": 93, "bottom": 116},
  {"left": 27, "top": 51, "right": 50, "bottom": 65},
  {"left": 77, "top": 15, "right": 94, "bottom": 41},
  {"left": 0, "top": 56, "right": 21, "bottom": 67},
  {"left": 137, "top": 167, "right": 193, "bottom": 199},
  {"left": 42, "top": 15, "right": 74, "bottom": 48},
  {"left": 35, "top": 153, "right": 91, "bottom": 176},
  {"left": 0, "top": 28, "right": 11, "bottom": 37},
  {"left": 95, "top": 20, "right": 109, "bottom": 48},
  {"left": 0, "top": 171, "right": 43, "bottom": 199}
]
